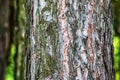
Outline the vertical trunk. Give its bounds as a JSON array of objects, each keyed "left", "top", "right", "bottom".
[
  {"left": 25, "top": 0, "right": 115, "bottom": 80},
  {"left": 0, "top": 0, "right": 10, "bottom": 80},
  {"left": 14, "top": 0, "right": 20, "bottom": 79}
]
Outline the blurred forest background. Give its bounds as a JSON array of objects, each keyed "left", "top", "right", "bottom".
[
  {"left": 112, "top": 0, "right": 120, "bottom": 79},
  {"left": 0, "top": 0, "right": 119, "bottom": 80}
]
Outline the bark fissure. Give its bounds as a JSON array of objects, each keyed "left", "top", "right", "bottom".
[
  {"left": 87, "top": 1, "right": 95, "bottom": 71},
  {"left": 29, "top": 0, "right": 37, "bottom": 80}
]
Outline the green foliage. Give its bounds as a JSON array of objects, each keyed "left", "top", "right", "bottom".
[
  {"left": 113, "top": 36, "right": 120, "bottom": 80},
  {"left": 5, "top": 44, "right": 15, "bottom": 80}
]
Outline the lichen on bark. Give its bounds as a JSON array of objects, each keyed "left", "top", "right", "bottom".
[{"left": 24, "top": 0, "right": 115, "bottom": 80}]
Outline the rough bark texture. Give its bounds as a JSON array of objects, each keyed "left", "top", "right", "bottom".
[{"left": 25, "top": 0, "right": 115, "bottom": 80}]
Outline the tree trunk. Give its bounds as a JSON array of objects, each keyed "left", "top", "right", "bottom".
[
  {"left": 0, "top": 0, "right": 10, "bottom": 80},
  {"left": 24, "top": 0, "right": 115, "bottom": 80}
]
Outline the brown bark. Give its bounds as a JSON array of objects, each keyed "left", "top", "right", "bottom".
[
  {"left": 0, "top": 0, "right": 10, "bottom": 80},
  {"left": 24, "top": 0, "right": 115, "bottom": 80}
]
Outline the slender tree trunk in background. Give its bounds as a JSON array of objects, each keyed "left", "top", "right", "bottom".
[
  {"left": 24, "top": 0, "right": 115, "bottom": 80},
  {"left": 0, "top": 0, "right": 10, "bottom": 80},
  {"left": 14, "top": 0, "right": 20, "bottom": 79}
]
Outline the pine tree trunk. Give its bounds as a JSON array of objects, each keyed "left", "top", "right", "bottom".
[{"left": 24, "top": 0, "right": 115, "bottom": 80}]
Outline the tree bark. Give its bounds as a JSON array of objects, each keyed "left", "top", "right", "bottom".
[{"left": 24, "top": 0, "right": 115, "bottom": 80}]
